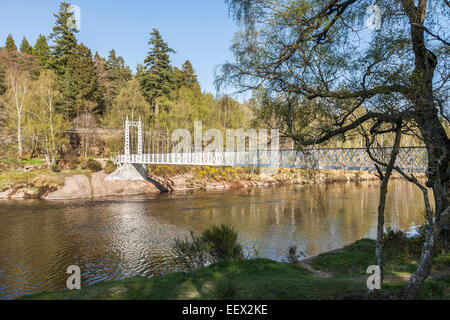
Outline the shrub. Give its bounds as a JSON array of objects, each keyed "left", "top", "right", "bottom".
[
  {"left": 212, "top": 277, "right": 241, "bottom": 300},
  {"left": 86, "top": 159, "right": 102, "bottom": 172},
  {"left": 201, "top": 224, "right": 243, "bottom": 263},
  {"left": 171, "top": 224, "right": 243, "bottom": 271},
  {"left": 171, "top": 231, "right": 209, "bottom": 271},
  {"left": 50, "top": 163, "right": 60, "bottom": 172},
  {"left": 285, "top": 245, "right": 305, "bottom": 264},
  {"left": 104, "top": 160, "right": 116, "bottom": 174},
  {"left": 382, "top": 228, "right": 408, "bottom": 247}
]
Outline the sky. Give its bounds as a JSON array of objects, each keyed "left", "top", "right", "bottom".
[{"left": 0, "top": 0, "right": 247, "bottom": 100}]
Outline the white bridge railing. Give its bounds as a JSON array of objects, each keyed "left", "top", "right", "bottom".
[{"left": 114, "top": 147, "right": 427, "bottom": 173}]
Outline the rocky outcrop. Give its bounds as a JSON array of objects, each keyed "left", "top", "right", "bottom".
[
  {"left": 44, "top": 172, "right": 160, "bottom": 200},
  {"left": 90, "top": 172, "right": 159, "bottom": 197},
  {"left": 45, "top": 175, "right": 92, "bottom": 200}
]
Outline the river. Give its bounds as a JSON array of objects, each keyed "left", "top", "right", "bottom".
[{"left": 0, "top": 179, "right": 427, "bottom": 299}]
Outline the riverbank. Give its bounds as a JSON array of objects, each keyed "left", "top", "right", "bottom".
[
  {"left": 0, "top": 160, "right": 389, "bottom": 200},
  {"left": 19, "top": 239, "right": 450, "bottom": 300}
]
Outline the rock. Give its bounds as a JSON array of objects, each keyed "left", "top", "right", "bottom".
[
  {"left": 91, "top": 172, "right": 159, "bottom": 197},
  {"left": 0, "top": 189, "right": 12, "bottom": 199},
  {"left": 11, "top": 191, "right": 26, "bottom": 199},
  {"left": 45, "top": 175, "right": 92, "bottom": 200}
]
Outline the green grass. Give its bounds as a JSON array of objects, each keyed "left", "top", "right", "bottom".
[
  {"left": 20, "top": 259, "right": 368, "bottom": 300},
  {"left": 309, "top": 238, "right": 442, "bottom": 276},
  {"left": 19, "top": 240, "right": 450, "bottom": 300},
  {"left": 0, "top": 168, "right": 92, "bottom": 190}
]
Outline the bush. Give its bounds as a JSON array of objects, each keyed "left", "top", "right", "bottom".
[
  {"left": 104, "top": 160, "right": 116, "bottom": 174},
  {"left": 285, "top": 245, "right": 305, "bottom": 264},
  {"left": 171, "top": 231, "right": 209, "bottom": 271},
  {"left": 86, "top": 159, "right": 102, "bottom": 172},
  {"left": 201, "top": 224, "right": 243, "bottom": 263},
  {"left": 171, "top": 224, "right": 243, "bottom": 271}
]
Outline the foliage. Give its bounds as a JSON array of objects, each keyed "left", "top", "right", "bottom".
[
  {"left": 172, "top": 224, "right": 243, "bottom": 271},
  {"left": 285, "top": 245, "right": 305, "bottom": 264},
  {"left": 200, "top": 224, "right": 243, "bottom": 263},
  {"left": 104, "top": 160, "right": 116, "bottom": 174},
  {"left": 62, "top": 43, "right": 99, "bottom": 119},
  {"left": 48, "top": 1, "right": 78, "bottom": 76},
  {"left": 139, "top": 28, "right": 175, "bottom": 111},
  {"left": 172, "top": 231, "right": 210, "bottom": 271},
  {"left": 5, "top": 34, "right": 17, "bottom": 51},
  {"left": 33, "top": 35, "right": 51, "bottom": 68},
  {"left": 20, "top": 37, "right": 33, "bottom": 55},
  {"left": 86, "top": 158, "right": 102, "bottom": 172}
]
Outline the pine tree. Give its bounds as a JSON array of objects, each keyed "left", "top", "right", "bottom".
[
  {"left": 139, "top": 29, "right": 175, "bottom": 113},
  {"left": 106, "top": 49, "right": 132, "bottom": 97},
  {"left": 181, "top": 60, "right": 198, "bottom": 85},
  {"left": 5, "top": 34, "right": 17, "bottom": 51},
  {"left": 33, "top": 35, "right": 51, "bottom": 67},
  {"left": 62, "top": 43, "right": 99, "bottom": 119},
  {"left": 20, "top": 37, "right": 33, "bottom": 54},
  {"left": 49, "top": 2, "right": 78, "bottom": 76}
]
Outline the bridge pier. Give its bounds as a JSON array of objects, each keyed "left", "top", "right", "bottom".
[{"left": 105, "top": 163, "right": 149, "bottom": 182}]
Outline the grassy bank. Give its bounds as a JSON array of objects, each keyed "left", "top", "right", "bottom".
[{"left": 20, "top": 239, "right": 450, "bottom": 300}]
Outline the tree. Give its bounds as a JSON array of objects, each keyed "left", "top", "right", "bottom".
[
  {"left": 62, "top": 43, "right": 99, "bottom": 120},
  {"left": 106, "top": 49, "right": 132, "bottom": 95},
  {"left": 20, "top": 37, "right": 33, "bottom": 55},
  {"left": 33, "top": 35, "right": 51, "bottom": 68},
  {"left": 5, "top": 34, "right": 17, "bottom": 51},
  {"left": 49, "top": 2, "right": 78, "bottom": 76},
  {"left": 26, "top": 70, "right": 66, "bottom": 164},
  {"left": 102, "top": 78, "right": 152, "bottom": 128},
  {"left": 1, "top": 69, "right": 31, "bottom": 158},
  {"left": 139, "top": 28, "right": 175, "bottom": 113},
  {"left": 181, "top": 60, "right": 199, "bottom": 86},
  {"left": 218, "top": 0, "right": 449, "bottom": 298}
]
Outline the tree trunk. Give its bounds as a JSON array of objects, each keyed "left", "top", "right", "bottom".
[
  {"left": 401, "top": 0, "right": 450, "bottom": 298},
  {"left": 17, "top": 114, "right": 22, "bottom": 159},
  {"left": 373, "top": 126, "right": 402, "bottom": 284}
]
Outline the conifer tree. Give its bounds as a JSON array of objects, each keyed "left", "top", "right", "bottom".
[
  {"left": 20, "top": 37, "right": 33, "bottom": 55},
  {"left": 5, "top": 34, "right": 17, "bottom": 51},
  {"left": 49, "top": 2, "right": 78, "bottom": 76},
  {"left": 181, "top": 60, "right": 198, "bottom": 85},
  {"left": 33, "top": 35, "right": 51, "bottom": 68},
  {"left": 106, "top": 49, "right": 132, "bottom": 97},
  {"left": 139, "top": 29, "right": 175, "bottom": 113},
  {"left": 62, "top": 43, "right": 99, "bottom": 119}
]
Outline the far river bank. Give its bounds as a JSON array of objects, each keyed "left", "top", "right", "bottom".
[{"left": 0, "top": 163, "right": 391, "bottom": 200}]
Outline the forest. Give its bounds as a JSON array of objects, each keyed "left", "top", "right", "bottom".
[{"left": 0, "top": 2, "right": 254, "bottom": 166}]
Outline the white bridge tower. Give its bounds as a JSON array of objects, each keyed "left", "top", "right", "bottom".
[{"left": 124, "top": 115, "right": 143, "bottom": 163}]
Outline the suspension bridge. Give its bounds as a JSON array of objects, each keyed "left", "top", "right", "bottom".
[{"left": 111, "top": 117, "right": 428, "bottom": 173}]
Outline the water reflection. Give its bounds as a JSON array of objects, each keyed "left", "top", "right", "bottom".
[{"left": 0, "top": 179, "right": 427, "bottom": 299}]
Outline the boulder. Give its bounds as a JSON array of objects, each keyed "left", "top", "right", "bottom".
[
  {"left": 0, "top": 189, "right": 12, "bottom": 199},
  {"left": 91, "top": 172, "right": 159, "bottom": 197},
  {"left": 45, "top": 175, "right": 91, "bottom": 200}
]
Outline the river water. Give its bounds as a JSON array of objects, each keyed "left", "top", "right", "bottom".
[{"left": 0, "top": 179, "right": 427, "bottom": 299}]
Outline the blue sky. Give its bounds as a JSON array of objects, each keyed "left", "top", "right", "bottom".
[{"left": 0, "top": 1, "right": 245, "bottom": 99}]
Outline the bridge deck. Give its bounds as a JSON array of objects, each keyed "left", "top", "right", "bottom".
[{"left": 114, "top": 147, "right": 427, "bottom": 173}]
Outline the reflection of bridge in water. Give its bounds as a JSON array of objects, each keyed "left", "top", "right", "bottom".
[{"left": 113, "top": 117, "right": 427, "bottom": 173}]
